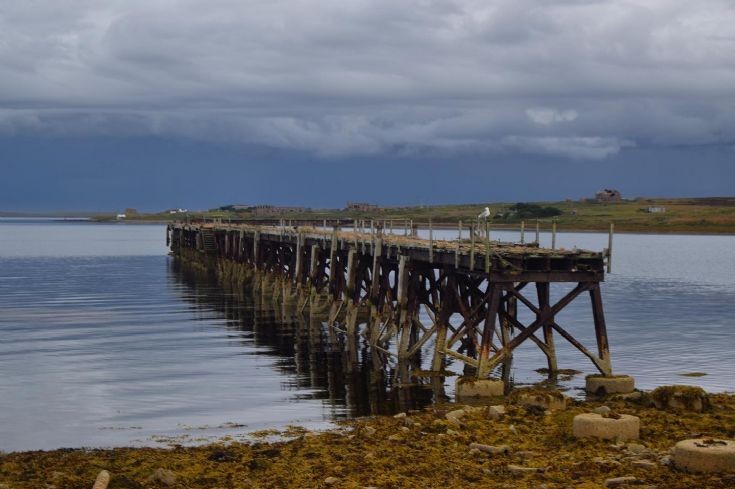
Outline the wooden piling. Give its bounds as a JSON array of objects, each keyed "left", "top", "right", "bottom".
[
  {"left": 535, "top": 219, "right": 540, "bottom": 244},
  {"left": 607, "top": 222, "right": 614, "bottom": 273},
  {"left": 455, "top": 221, "right": 461, "bottom": 268},
  {"left": 429, "top": 219, "right": 434, "bottom": 263},
  {"left": 551, "top": 220, "right": 557, "bottom": 250},
  {"left": 295, "top": 232, "right": 303, "bottom": 283},
  {"left": 470, "top": 224, "right": 476, "bottom": 270},
  {"left": 484, "top": 221, "right": 491, "bottom": 273},
  {"left": 520, "top": 220, "right": 525, "bottom": 244}
]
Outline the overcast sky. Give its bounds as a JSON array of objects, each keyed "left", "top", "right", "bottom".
[{"left": 1, "top": 0, "right": 734, "bottom": 211}]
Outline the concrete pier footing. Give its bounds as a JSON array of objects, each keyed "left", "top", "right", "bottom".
[
  {"left": 585, "top": 375, "right": 636, "bottom": 395},
  {"left": 572, "top": 413, "right": 640, "bottom": 441},
  {"left": 674, "top": 439, "right": 735, "bottom": 473},
  {"left": 455, "top": 378, "right": 505, "bottom": 399}
]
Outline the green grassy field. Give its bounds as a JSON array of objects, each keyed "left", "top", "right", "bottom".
[{"left": 98, "top": 197, "right": 735, "bottom": 234}]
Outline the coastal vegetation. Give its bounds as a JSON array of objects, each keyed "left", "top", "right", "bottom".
[{"left": 94, "top": 197, "right": 735, "bottom": 234}]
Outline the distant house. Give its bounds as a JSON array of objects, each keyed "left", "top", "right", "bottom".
[
  {"left": 116, "top": 214, "right": 126, "bottom": 220},
  {"left": 168, "top": 208, "right": 188, "bottom": 214},
  {"left": 345, "top": 202, "right": 379, "bottom": 212},
  {"left": 645, "top": 206, "right": 666, "bottom": 213},
  {"left": 124, "top": 208, "right": 138, "bottom": 216},
  {"left": 595, "top": 189, "right": 622, "bottom": 202}
]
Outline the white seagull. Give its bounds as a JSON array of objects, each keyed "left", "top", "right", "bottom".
[{"left": 478, "top": 207, "right": 491, "bottom": 220}]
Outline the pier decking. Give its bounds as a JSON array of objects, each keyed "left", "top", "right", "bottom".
[{"left": 167, "top": 221, "right": 615, "bottom": 390}]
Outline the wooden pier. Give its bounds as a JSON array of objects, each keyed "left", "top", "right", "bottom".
[{"left": 167, "top": 221, "right": 615, "bottom": 392}]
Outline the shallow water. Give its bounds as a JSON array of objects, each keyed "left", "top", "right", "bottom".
[{"left": 1, "top": 220, "right": 733, "bottom": 451}]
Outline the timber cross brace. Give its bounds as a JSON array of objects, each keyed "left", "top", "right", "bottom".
[{"left": 167, "top": 222, "right": 614, "bottom": 388}]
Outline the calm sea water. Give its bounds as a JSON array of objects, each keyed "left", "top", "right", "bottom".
[{"left": 1, "top": 220, "right": 734, "bottom": 451}]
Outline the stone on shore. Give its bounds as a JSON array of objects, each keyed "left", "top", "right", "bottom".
[
  {"left": 603, "top": 476, "right": 639, "bottom": 488},
  {"left": 651, "top": 385, "right": 710, "bottom": 412},
  {"left": 148, "top": 468, "right": 177, "bottom": 486},
  {"left": 506, "top": 464, "right": 546, "bottom": 474},
  {"left": 469, "top": 443, "right": 510, "bottom": 455},
  {"left": 92, "top": 470, "right": 110, "bottom": 489},
  {"left": 487, "top": 405, "right": 506, "bottom": 420}
]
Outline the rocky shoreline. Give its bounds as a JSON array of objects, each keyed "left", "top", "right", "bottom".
[{"left": 1, "top": 389, "right": 734, "bottom": 488}]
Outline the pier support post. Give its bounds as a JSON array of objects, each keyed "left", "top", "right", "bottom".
[
  {"left": 477, "top": 283, "right": 502, "bottom": 379},
  {"left": 368, "top": 239, "right": 383, "bottom": 347},
  {"left": 431, "top": 298, "right": 448, "bottom": 392},
  {"left": 590, "top": 283, "right": 612, "bottom": 377},
  {"left": 537, "top": 282, "right": 558, "bottom": 374}
]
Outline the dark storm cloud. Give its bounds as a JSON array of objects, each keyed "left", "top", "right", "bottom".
[{"left": 1, "top": 0, "right": 734, "bottom": 159}]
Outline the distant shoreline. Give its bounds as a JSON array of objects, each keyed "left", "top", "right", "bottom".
[
  {"left": 6, "top": 195, "right": 735, "bottom": 235},
  {"left": 3, "top": 216, "right": 734, "bottom": 235}
]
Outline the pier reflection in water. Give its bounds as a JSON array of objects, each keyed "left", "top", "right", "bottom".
[{"left": 169, "top": 259, "right": 437, "bottom": 419}]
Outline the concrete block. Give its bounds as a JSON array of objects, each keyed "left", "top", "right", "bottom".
[
  {"left": 572, "top": 413, "right": 640, "bottom": 441},
  {"left": 456, "top": 378, "right": 504, "bottom": 398},
  {"left": 586, "top": 375, "right": 635, "bottom": 395},
  {"left": 674, "top": 439, "right": 735, "bottom": 473}
]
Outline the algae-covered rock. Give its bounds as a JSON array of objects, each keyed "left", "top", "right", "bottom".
[
  {"left": 509, "top": 388, "right": 567, "bottom": 412},
  {"left": 651, "top": 385, "right": 710, "bottom": 412}
]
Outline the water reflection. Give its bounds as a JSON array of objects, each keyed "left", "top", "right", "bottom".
[{"left": 168, "top": 259, "right": 436, "bottom": 419}]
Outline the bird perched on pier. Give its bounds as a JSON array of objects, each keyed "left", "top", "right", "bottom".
[{"left": 478, "top": 207, "right": 491, "bottom": 220}]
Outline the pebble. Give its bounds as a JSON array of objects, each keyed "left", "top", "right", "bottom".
[
  {"left": 509, "top": 424, "right": 518, "bottom": 435},
  {"left": 507, "top": 464, "right": 545, "bottom": 474},
  {"left": 445, "top": 409, "right": 466, "bottom": 427},
  {"left": 324, "top": 476, "right": 340, "bottom": 485},
  {"left": 659, "top": 455, "right": 673, "bottom": 466},
  {"left": 393, "top": 412, "right": 406, "bottom": 419},
  {"left": 626, "top": 443, "right": 647, "bottom": 454},
  {"left": 604, "top": 476, "right": 639, "bottom": 488},
  {"left": 593, "top": 406, "right": 612, "bottom": 415},
  {"left": 446, "top": 429, "right": 459, "bottom": 436},
  {"left": 469, "top": 443, "right": 510, "bottom": 455},
  {"left": 148, "top": 468, "right": 177, "bottom": 486},
  {"left": 632, "top": 460, "right": 657, "bottom": 469},
  {"left": 387, "top": 434, "right": 402, "bottom": 442},
  {"left": 487, "top": 405, "right": 505, "bottom": 420},
  {"left": 92, "top": 470, "right": 111, "bottom": 489},
  {"left": 364, "top": 426, "right": 376, "bottom": 436}
]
